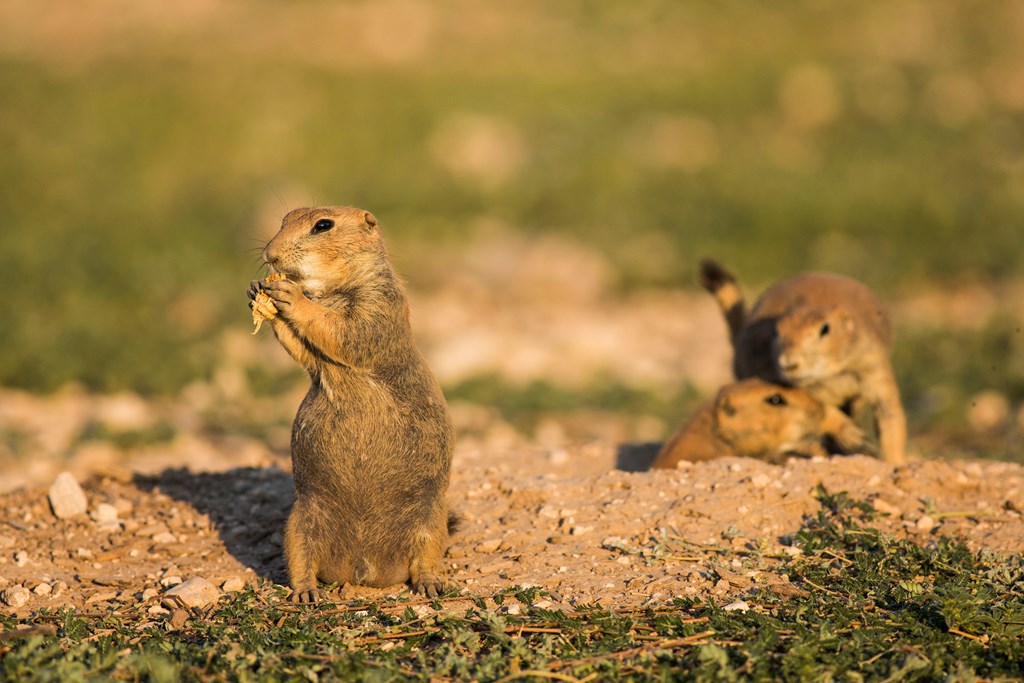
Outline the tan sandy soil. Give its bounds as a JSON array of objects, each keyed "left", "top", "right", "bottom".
[{"left": 1, "top": 445, "right": 1022, "bottom": 619}]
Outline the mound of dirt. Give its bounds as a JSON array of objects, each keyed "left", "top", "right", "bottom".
[{"left": 2, "top": 445, "right": 1022, "bottom": 618}]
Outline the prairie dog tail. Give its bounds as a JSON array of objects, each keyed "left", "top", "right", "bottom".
[{"left": 698, "top": 258, "right": 746, "bottom": 345}]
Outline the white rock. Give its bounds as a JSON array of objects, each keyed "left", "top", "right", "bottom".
[
  {"left": 1, "top": 585, "right": 30, "bottom": 607},
  {"left": 14, "top": 551, "right": 29, "bottom": 567},
  {"left": 750, "top": 473, "right": 772, "bottom": 489},
  {"left": 162, "top": 577, "right": 220, "bottom": 609},
  {"left": 723, "top": 600, "right": 750, "bottom": 612},
  {"left": 160, "top": 575, "right": 183, "bottom": 588},
  {"left": 33, "top": 582, "right": 52, "bottom": 596},
  {"left": 91, "top": 504, "right": 119, "bottom": 524},
  {"left": 916, "top": 515, "right": 936, "bottom": 531},
  {"left": 48, "top": 472, "right": 88, "bottom": 519},
  {"left": 152, "top": 532, "right": 177, "bottom": 544}
]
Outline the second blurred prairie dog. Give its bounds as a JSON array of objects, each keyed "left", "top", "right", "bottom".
[
  {"left": 699, "top": 259, "right": 906, "bottom": 465},
  {"left": 651, "top": 378, "right": 867, "bottom": 469}
]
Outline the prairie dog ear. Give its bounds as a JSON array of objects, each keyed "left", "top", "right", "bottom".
[{"left": 362, "top": 211, "right": 378, "bottom": 230}]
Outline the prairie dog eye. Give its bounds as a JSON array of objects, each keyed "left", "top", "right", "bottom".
[
  {"left": 764, "top": 394, "right": 787, "bottom": 406},
  {"left": 311, "top": 218, "right": 334, "bottom": 234},
  {"left": 819, "top": 323, "right": 830, "bottom": 337}
]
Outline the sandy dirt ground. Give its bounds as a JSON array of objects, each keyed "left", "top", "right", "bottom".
[{"left": 2, "top": 429, "right": 1023, "bottom": 619}]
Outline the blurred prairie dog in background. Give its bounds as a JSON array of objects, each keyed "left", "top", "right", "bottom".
[
  {"left": 699, "top": 259, "right": 906, "bottom": 465},
  {"left": 651, "top": 378, "right": 868, "bottom": 469}
]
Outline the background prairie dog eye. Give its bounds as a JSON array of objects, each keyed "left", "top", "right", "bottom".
[
  {"left": 764, "top": 393, "right": 787, "bottom": 406},
  {"left": 819, "top": 323, "right": 830, "bottom": 337}
]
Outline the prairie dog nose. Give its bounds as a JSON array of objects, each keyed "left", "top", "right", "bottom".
[
  {"left": 777, "top": 354, "right": 800, "bottom": 375},
  {"left": 262, "top": 243, "right": 281, "bottom": 270}
]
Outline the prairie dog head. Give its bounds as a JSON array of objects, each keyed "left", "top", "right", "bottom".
[
  {"left": 712, "top": 378, "right": 827, "bottom": 460},
  {"left": 262, "top": 206, "right": 384, "bottom": 298},
  {"left": 772, "top": 304, "right": 858, "bottom": 383}
]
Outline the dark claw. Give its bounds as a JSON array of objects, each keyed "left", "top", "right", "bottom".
[
  {"left": 414, "top": 578, "right": 447, "bottom": 598},
  {"left": 290, "top": 588, "right": 323, "bottom": 604}
]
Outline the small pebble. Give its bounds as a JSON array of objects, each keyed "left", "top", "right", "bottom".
[
  {"left": 221, "top": 577, "right": 245, "bottom": 593},
  {"left": 33, "top": 583, "right": 52, "bottom": 596},
  {"left": 872, "top": 498, "right": 901, "bottom": 516},
  {"left": 723, "top": 600, "right": 750, "bottom": 612},
  {"left": 169, "top": 609, "right": 189, "bottom": 629},
  {"left": 749, "top": 473, "right": 771, "bottom": 489},
  {"left": 1, "top": 585, "right": 30, "bottom": 607},
  {"left": 91, "top": 504, "right": 119, "bottom": 524},
  {"left": 48, "top": 472, "right": 88, "bottom": 519},
  {"left": 474, "top": 539, "right": 502, "bottom": 553},
  {"left": 85, "top": 590, "right": 118, "bottom": 605},
  {"left": 163, "top": 577, "right": 220, "bottom": 609}
]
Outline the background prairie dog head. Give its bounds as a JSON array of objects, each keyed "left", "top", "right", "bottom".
[
  {"left": 262, "top": 206, "right": 386, "bottom": 298},
  {"left": 713, "top": 378, "right": 864, "bottom": 460},
  {"left": 772, "top": 304, "right": 861, "bottom": 383}
]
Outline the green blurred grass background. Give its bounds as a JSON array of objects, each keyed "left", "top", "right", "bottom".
[{"left": 0, "top": 1, "right": 1022, "bottom": 450}]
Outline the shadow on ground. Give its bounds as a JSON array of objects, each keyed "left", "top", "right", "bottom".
[
  {"left": 134, "top": 466, "right": 294, "bottom": 584},
  {"left": 615, "top": 441, "right": 662, "bottom": 472}
]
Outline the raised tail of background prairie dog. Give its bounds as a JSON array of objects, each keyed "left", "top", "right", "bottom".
[
  {"left": 650, "top": 378, "right": 868, "bottom": 469},
  {"left": 698, "top": 258, "right": 746, "bottom": 346},
  {"left": 248, "top": 206, "right": 454, "bottom": 602},
  {"left": 698, "top": 259, "right": 906, "bottom": 465}
]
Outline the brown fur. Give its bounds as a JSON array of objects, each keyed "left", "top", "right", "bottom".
[
  {"left": 650, "top": 378, "right": 867, "bottom": 469},
  {"left": 247, "top": 206, "right": 454, "bottom": 602},
  {"left": 698, "top": 259, "right": 906, "bottom": 465}
]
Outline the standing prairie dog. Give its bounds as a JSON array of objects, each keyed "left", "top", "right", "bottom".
[
  {"left": 248, "top": 206, "right": 454, "bottom": 601},
  {"left": 651, "top": 378, "right": 867, "bottom": 469},
  {"left": 699, "top": 259, "right": 906, "bottom": 465}
]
